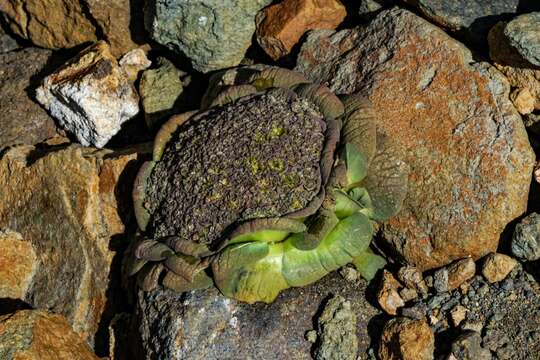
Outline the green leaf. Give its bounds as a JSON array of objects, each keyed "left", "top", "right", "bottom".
[
  {"left": 162, "top": 270, "right": 214, "bottom": 293},
  {"left": 228, "top": 218, "right": 306, "bottom": 244},
  {"left": 291, "top": 208, "right": 339, "bottom": 250},
  {"left": 282, "top": 212, "right": 374, "bottom": 287},
  {"left": 362, "top": 132, "right": 409, "bottom": 221},
  {"left": 352, "top": 248, "right": 387, "bottom": 281},
  {"left": 343, "top": 143, "right": 369, "bottom": 186},
  {"left": 213, "top": 242, "right": 288, "bottom": 304}
]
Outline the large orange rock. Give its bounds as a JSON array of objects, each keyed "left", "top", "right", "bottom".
[
  {"left": 0, "top": 0, "right": 97, "bottom": 49},
  {"left": 256, "top": 0, "right": 346, "bottom": 60},
  {"left": 0, "top": 310, "right": 99, "bottom": 360},
  {"left": 295, "top": 8, "right": 535, "bottom": 271},
  {"left": 0, "top": 144, "right": 143, "bottom": 346}
]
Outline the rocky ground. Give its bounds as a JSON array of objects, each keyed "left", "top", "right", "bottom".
[{"left": 0, "top": 1, "right": 540, "bottom": 360}]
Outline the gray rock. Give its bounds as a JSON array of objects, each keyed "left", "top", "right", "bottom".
[
  {"left": 403, "top": 0, "right": 522, "bottom": 44},
  {"left": 512, "top": 213, "right": 540, "bottom": 261},
  {"left": 136, "top": 272, "right": 379, "bottom": 360},
  {"left": 504, "top": 12, "right": 540, "bottom": 67},
  {"left": 313, "top": 295, "right": 358, "bottom": 360},
  {"left": 0, "top": 25, "right": 19, "bottom": 53},
  {"left": 0, "top": 48, "right": 59, "bottom": 148},
  {"left": 448, "top": 331, "right": 492, "bottom": 360},
  {"left": 295, "top": 7, "right": 534, "bottom": 271},
  {"left": 146, "top": 0, "right": 272, "bottom": 73},
  {"left": 139, "top": 57, "right": 184, "bottom": 128}
]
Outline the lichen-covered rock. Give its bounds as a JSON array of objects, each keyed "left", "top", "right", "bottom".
[
  {"left": 84, "top": 0, "right": 147, "bottom": 57},
  {"left": 0, "top": 0, "right": 97, "bottom": 49},
  {"left": 313, "top": 295, "right": 358, "bottom": 360},
  {"left": 481, "top": 253, "right": 518, "bottom": 283},
  {"left": 504, "top": 12, "right": 540, "bottom": 67},
  {"left": 36, "top": 41, "right": 139, "bottom": 148},
  {"left": 403, "top": 0, "right": 523, "bottom": 44},
  {"left": 379, "top": 317, "right": 434, "bottom": 360},
  {"left": 295, "top": 8, "right": 535, "bottom": 270},
  {"left": 136, "top": 272, "right": 379, "bottom": 359},
  {"left": 0, "top": 230, "right": 36, "bottom": 299},
  {"left": 0, "top": 48, "right": 60, "bottom": 148},
  {"left": 146, "top": 0, "right": 272, "bottom": 72},
  {"left": 0, "top": 310, "right": 99, "bottom": 360},
  {"left": 511, "top": 213, "right": 540, "bottom": 261},
  {"left": 0, "top": 144, "right": 142, "bottom": 345},
  {"left": 255, "top": 0, "right": 346, "bottom": 60},
  {"left": 139, "top": 58, "right": 184, "bottom": 128},
  {"left": 489, "top": 22, "right": 540, "bottom": 115}
]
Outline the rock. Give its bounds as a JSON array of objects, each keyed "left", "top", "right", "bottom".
[
  {"left": 403, "top": 0, "right": 522, "bottom": 44},
  {"left": 255, "top": 0, "right": 346, "bottom": 60},
  {"left": 461, "top": 321, "right": 484, "bottom": 333},
  {"left": 0, "top": 230, "right": 36, "bottom": 299},
  {"left": 136, "top": 272, "right": 379, "bottom": 359},
  {"left": 358, "top": 0, "right": 383, "bottom": 18},
  {"left": 379, "top": 317, "right": 434, "bottom": 360},
  {"left": 534, "top": 162, "right": 540, "bottom": 184},
  {"left": 146, "top": 0, "right": 272, "bottom": 73},
  {"left": 449, "top": 305, "right": 468, "bottom": 327},
  {"left": 511, "top": 213, "right": 540, "bottom": 261},
  {"left": 0, "top": 0, "right": 97, "bottom": 49},
  {"left": 295, "top": 8, "right": 535, "bottom": 271},
  {"left": 510, "top": 87, "right": 535, "bottom": 114},
  {"left": 481, "top": 253, "right": 518, "bottom": 283},
  {"left": 489, "top": 22, "right": 540, "bottom": 114},
  {"left": 0, "top": 48, "right": 60, "bottom": 148},
  {"left": 448, "top": 331, "right": 492, "bottom": 360},
  {"left": 340, "top": 265, "right": 361, "bottom": 283},
  {"left": 36, "top": 41, "right": 139, "bottom": 148},
  {"left": 434, "top": 258, "right": 476, "bottom": 293},
  {"left": 0, "top": 25, "right": 19, "bottom": 53},
  {"left": 0, "top": 144, "right": 141, "bottom": 346},
  {"left": 313, "top": 295, "right": 358, "bottom": 360},
  {"left": 399, "top": 288, "right": 418, "bottom": 302},
  {"left": 118, "top": 48, "right": 152, "bottom": 82},
  {"left": 504, "top": 12, "right": 540, "bottom": 67},
  {"left": 139, "top": 57, "right": 184, "bottom": 128},
  {"left": 84, "top": 0, "right": 146, "bottom": 57},
  {"left": 0, "top": 310, "right": 100, "bottom": 360},
  {"left": 398, "top": 265, "right": 428, "bottom": 295},
  {"left": 377, "top": 270, "right": 404, "bottom": 315}
]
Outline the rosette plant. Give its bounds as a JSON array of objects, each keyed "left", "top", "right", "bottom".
[{"left": 129, "top": 67, "right": 408, "bottom": 303}]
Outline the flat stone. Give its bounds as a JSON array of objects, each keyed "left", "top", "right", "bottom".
[
  {"left": 434, "top": 258, "right": 476, "bottom": 293},
  {"left": 118, "top": 48, "right": 152, "bottom": 82},
  {"left": 511, "top": 213, "right": 540, "bottom": 261},
  {"left": 147, "top": 0, "right": 272, "bottom": 72},
  {"left": 84, "top": 0, "right": 147, "bottom": 57},
  {"left": 0, "top": 310, "right": 99, "bottom": 360},
  {"left": 481, "top": 253, "right": 518, "bottom": 283},
  {"left": 0, "top": 25, "right": 19, "bottom": 53},
  {"left": 504, "top": 12, "right": 540, "bottom": 67},
  {"left": 255, "top": 0, "right": 346, "bottom": 60},
  {"left": 0, "top": 144, "right": 142, "bottom": 347},
  {"left": 0, "top": 48, "right": 60, "bottom": 148},
  {"left": 403, "top": 0, "right": 522, "bottom": 44},
  {"left": 36, "top": 41, "right": 139, "bottom": 148},
  {"left": 295, "top": 8, "right": 535, "bottom": 270},
  {"left": 136, "top": 272, "right": 380, "bottom": 359},
  {"left": 0, "top": 0, "right": 97, "bottom": 49},
  {"left": 379, "top": 317, "right": 434, "bottom": 360},
  {"left": 139, "top": 57, "right": 184, "bottom": 128}
]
